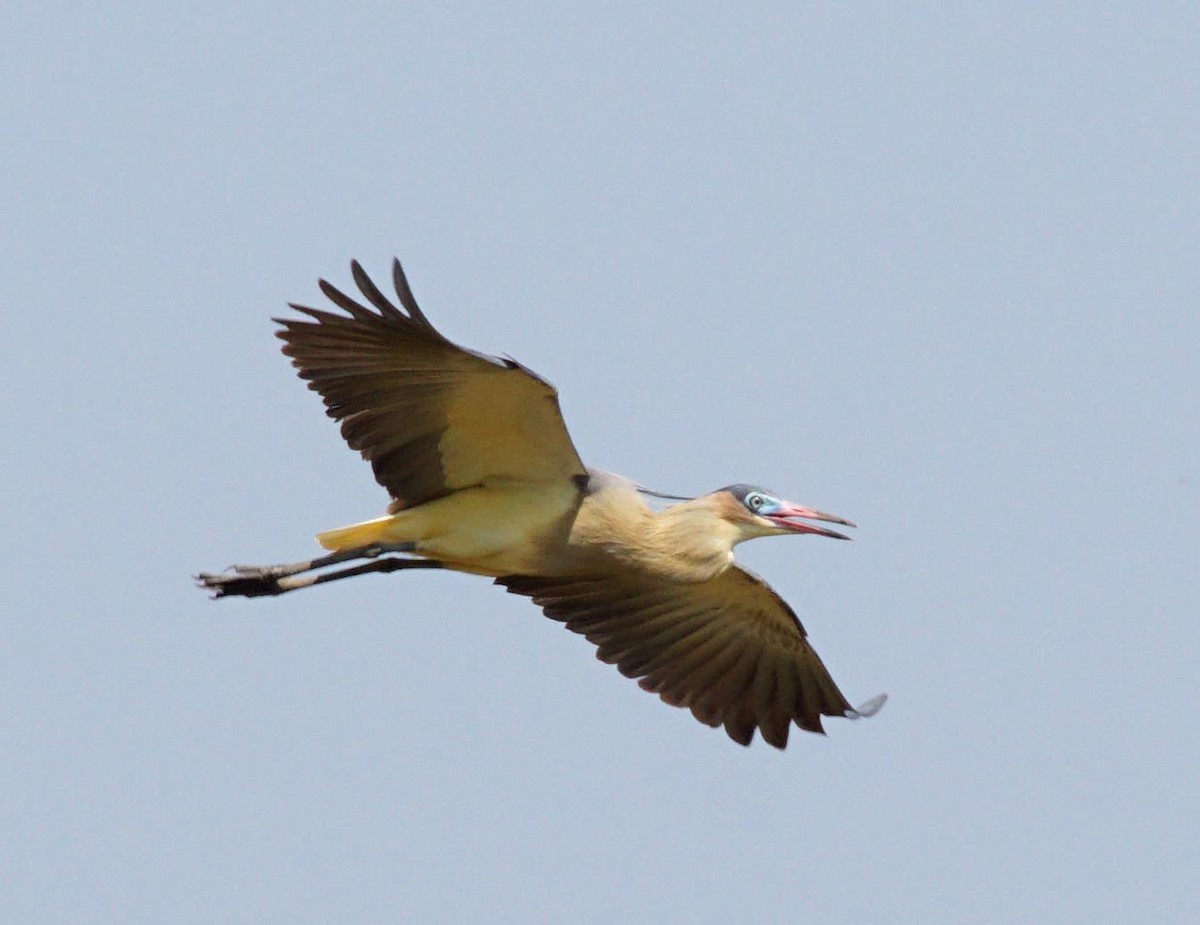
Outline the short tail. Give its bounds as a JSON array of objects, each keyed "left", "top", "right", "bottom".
[{"left": 315, "top": 515, "right": 398, "bottom": 551}]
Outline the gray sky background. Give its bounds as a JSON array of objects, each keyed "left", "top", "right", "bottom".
[{"left": 4, "top": 4, "right": 1197, "bottom": 922}]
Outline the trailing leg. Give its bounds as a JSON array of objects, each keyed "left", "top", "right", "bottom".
[{"left": 195, "top": 543, "right": 428, "bottom": 598}]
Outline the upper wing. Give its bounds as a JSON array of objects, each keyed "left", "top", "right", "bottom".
[
  {"left": 275, "top": 260, "right": 588, "bottom": 508},
  {"left": 500, "top": 564, "right": 876, "bottom": 748}
]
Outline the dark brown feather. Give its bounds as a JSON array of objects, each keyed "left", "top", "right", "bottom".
[
  {"left": 499, "top": 564, "right": 856, "bottom": 749},
  {"left": 274, "top": 261, "right": 587, "bottom": 508}
]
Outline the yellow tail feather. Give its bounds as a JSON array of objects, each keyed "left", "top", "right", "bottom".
[{"left": 315, "top": 515, "right": 398, "bottom": 551}]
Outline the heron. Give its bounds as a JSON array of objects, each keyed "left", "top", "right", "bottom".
[{"left": 197, "top": 259, "right": 885, "bottom": 749}]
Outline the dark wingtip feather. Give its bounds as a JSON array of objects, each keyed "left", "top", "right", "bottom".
[
  {"left": 278, "top": 304, "right": 324, "bottom": 321},
  {"left": 392, "top": 258, "right": 435, "bottom": 328},
  {"left": 759, "top": 718, "right": 791, "bottom": 750},
  {"left": 315, "top": 277, "right": 380, "bottom": 324},
  {"left": 723, "top": 717, "right": 755, "bottom": 747},
  {"left": 273, "top": 260, "right": 452, "bottom": 349},
  {"left": 351, "top": 260, "right": 405, "bottom": 320},
  {"left": 795, "top": 714, "right": 828, "bottom": 735}
]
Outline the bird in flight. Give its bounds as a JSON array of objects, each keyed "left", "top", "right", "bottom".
[{"left": 197, "top": 260, "right": 885, "bottom": 748}]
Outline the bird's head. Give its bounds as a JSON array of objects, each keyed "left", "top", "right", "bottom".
[{"left": 714, "top": 484, "right": 856, "bottom": 543}]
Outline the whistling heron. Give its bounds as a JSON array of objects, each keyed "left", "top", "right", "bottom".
[{"left": 198, "top": 260, "right": 885, "bottom": 748}]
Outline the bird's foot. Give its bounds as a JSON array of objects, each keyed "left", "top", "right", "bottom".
[
  {"left": 196, "top": 544, "right": 423, "bottom": 599},
  {"left": 195, "top": 568, "right": 288, "bottom": 598}
]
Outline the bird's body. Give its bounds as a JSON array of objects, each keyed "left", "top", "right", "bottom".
[
  {"left": 198, "top": 259, "right": 884, "bottom": 749},
  {"left": 317, "top": 469, "right": 739, "bottom": 582},
  {"left": 315, "top": 475, "right": 584, "bottom": 576}
]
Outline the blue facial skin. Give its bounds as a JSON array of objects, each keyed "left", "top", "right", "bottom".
[{"left": 720, "top": 484, "right": 781, "bottom": 516}]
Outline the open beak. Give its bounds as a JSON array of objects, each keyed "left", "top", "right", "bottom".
[{"left": 766, "top": 501, "right": 857, "bottom": 540}]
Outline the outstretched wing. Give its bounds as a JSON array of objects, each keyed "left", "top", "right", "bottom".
[
  {"left": 275, "top": 260, "right": 588, "bottom": 509},
  {"left": 500, "top": 564, "right": 881, "bottom": 748}
]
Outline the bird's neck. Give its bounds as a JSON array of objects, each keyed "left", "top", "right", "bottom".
[
  {"left": 643, "top": 501, "right": 739, "bottom": 582},
  {"left": 567, "top": 489, "right": 738, "bottom": 582}
]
